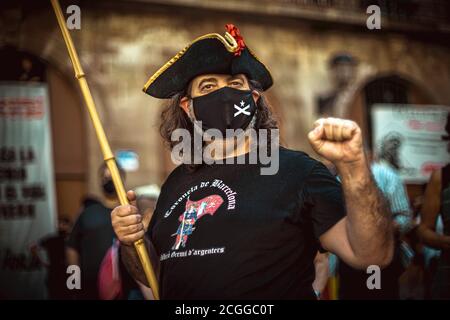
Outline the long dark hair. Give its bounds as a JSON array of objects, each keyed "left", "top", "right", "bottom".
[{"left": 159, "top": 79, "right": 279, "bottom": 170}]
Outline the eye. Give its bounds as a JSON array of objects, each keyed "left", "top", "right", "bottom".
[
  {"left": 201, "top": 84, "right": 215, "bottom": 92},
  {"left": 229, "top": 80, "right": 243, "bottom": 87}
]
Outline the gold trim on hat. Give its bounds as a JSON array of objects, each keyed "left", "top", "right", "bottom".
[{"left": 143, "top": 32, "right": 238, "bottom": 94}]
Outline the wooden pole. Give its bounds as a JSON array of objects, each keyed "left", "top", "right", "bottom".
[{"left": 50, "top": 0, "right": 160, "bottom": 300}]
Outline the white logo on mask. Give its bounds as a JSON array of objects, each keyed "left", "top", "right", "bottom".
[{"left": 234, "top": 100, "right": 251, "bottom": 117}]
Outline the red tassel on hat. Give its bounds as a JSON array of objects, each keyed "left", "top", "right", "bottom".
[{"left": 225, "top": 24, "right": 245, "bottom": 56}]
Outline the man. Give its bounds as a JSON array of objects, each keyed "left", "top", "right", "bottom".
[
  {"left": 378, "top": 132, "right": 404, "bottom": 171},
  {"left": 316, "top": 53, "right": 375, "bottom": 119},
  {"left": 418, "top": 113, "right": 450, "bottom": 299},
  {"left": 67, "top": 163, "right": 139, "bottom": 299},
  {"left": 317, "top": 53, "right": 358, "bottom": 117},
  {"left": 112, "top": 24, "right": 393, "bottom": 299}
]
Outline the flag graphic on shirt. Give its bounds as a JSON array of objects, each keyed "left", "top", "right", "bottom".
[{"left": 172, "top": 195, "right": 224, "bottom": 250}]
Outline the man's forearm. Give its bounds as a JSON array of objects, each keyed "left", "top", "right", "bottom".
[
  {"left": 418, "top": 225, "right": 450, "bottom": 250},
  {"left": 312, "top": 253, "right": 329, "bottom": 295},
  {"left": 337, "top": 159, "right": 394, "bottom": 266},
  {"left": 120, "top": 236, "right": 157, "bottom": 287}
]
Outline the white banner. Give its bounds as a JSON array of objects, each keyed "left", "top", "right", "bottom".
[
  {"left": 371, "top": 104, "right": 450, "bottom": 184},
  {"left": 0, "top": 83, "right": 57, "bottom": 299}
]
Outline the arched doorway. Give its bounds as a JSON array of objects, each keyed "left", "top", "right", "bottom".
[{"left": 348, "top": 74, "right": 436, "bottom": 149}]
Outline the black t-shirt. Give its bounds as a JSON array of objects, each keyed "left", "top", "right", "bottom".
[
  {"left": 148, "top": 147, "right": 346, "bottom": 299},
  {"left": 67, "top": 201, "right": 114, "bottom": 281}
]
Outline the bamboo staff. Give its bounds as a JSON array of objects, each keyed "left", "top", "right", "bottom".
[{"left": 50, "top": 0, "right": 159, "bottom": 300}]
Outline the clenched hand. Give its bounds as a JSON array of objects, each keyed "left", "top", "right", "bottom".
[
  {"left": 111, "top": 190, "right": 150, "bottom": 246},
  {"left": 307, "top": 117, "right": 365, "bottom": 167}
]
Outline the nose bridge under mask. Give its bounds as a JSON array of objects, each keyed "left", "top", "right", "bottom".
[{"left": 224, "top": 102, "right": 232, "bottom": 127}]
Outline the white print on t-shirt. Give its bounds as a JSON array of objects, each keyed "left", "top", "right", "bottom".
[
  {"left": 164, "top": 179, "right": 237, "bottom": 218},
  {"left": 160, "top": 246, "right": 226, "bottom": 261}
]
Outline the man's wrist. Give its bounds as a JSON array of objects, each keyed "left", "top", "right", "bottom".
[
  {"left": 335, "top": 156, "right": 370, "bottom": 182},
  {"left": 119, "top": 241, "right": 135, "bottom": 248}
]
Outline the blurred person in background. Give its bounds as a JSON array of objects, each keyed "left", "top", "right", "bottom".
[
  {"left": 30, "top": 217, "right": 72, "bottom": 300},
  {"left": 317, "top": 53, "right": 358, "bottom": 117},
  {"left": 417, "top": 113, "right": 450, "bottom": 299},
  {"left": 66, "top": 163, "right": 139, "bottom": 299},
  {"left": 312, "top": 252, "right": 330, "bottom": 299},
  {"left": 396, "top": 189, "right": 448, "bottom": 300},
  {"left": 378, "top": 132, "right": 404, "bottom": 171},
  {"left": 316, "top": 53, "right": 375, "bottom": 119},
  {"left": 411, "top": 192, "right": 445, "bottom": 299}
]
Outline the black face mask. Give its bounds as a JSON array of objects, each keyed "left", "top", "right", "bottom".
[
  {"left": 102, "top": 179, "right": 116, "bottom": 196},
  {"left": 58, "top": 229, "right": 68, "bottom": 237},
  {"left": 192, "top": 86, "right": 257, "bottom": 135}
]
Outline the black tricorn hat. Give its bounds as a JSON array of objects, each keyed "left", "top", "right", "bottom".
[{"left": 143, "top": 24, "right": 273, "bottom": 99}]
